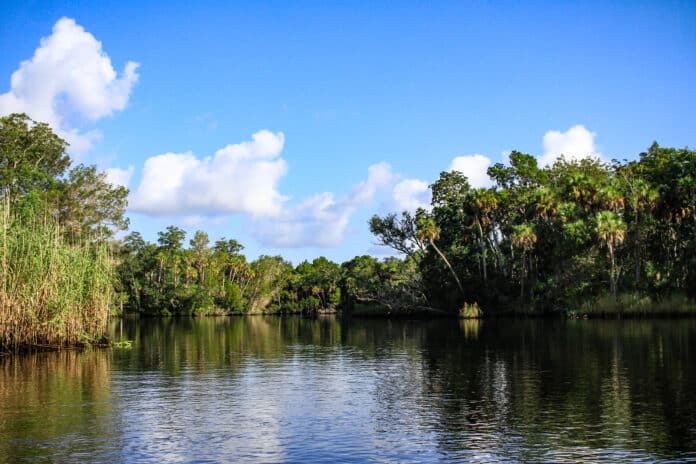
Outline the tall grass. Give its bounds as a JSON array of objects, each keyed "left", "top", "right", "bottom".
[
  {"left": 0, "top": 202, "right": 114, "bottom": 351},
  {"left": 572, "top": 292, "right": 696, "bottom": 318}
]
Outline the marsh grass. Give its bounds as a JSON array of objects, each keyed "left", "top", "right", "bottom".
[
  {"left": 572, "top": 292, "right": 696, "bottom": 318},
  {"left": 459, "top": 302, "right": 483, "bottom": 319},
  {"left": 0, "top": 203, "right": 114, "bottom": 351}
]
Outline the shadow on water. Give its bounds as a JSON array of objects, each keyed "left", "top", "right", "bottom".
[{"left": 0, "top": 316, "right": 694, "bottom": 462}]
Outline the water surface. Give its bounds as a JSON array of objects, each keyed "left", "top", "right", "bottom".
[{"left": 1, "top": 317, "right": 695, "bottom": 463}]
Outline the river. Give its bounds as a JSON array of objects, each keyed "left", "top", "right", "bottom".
[{"left": 1, "top": 317, "right": 694, "bottom": 463}]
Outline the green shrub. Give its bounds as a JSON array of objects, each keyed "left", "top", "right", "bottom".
[{"left": 459, "top": 302, "right": 483, "bottom": 319}]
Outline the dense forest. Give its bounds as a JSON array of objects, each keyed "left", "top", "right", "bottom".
[
  {"left": 117, "top": 144, "right": 696, "bottom": 318},
  {"left": 1, "top": 113, "right": 695, "bottom": 348},
  {"left": 370, "top": 147, "right": 696, "bottom": 315}
]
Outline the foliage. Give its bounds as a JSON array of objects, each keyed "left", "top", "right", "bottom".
[
  {"left": 3, "top": 112, "right": 694, "bottom": 323},
  {"left": 0, "top": 113, "right": 69, "bottom": 203},
  {"left": 459, "top": 302, "right": 483, "bottom": 319},
  {"left": 116, "top": 230, "right": 432, "bottom": 316},
  {"left": 0, "top": 114, "right": 128, "bottom": 241},
  {"left": 0, "top": 113, "right": 127, "bottom": 350},
  {"left": 370, "top": 144, "right": 696, "bottom": 314}
]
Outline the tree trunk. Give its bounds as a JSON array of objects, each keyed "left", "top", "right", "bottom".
[
  {"left": 520, "top": 252, "right": 526, "bottom": 301},
  {"left": 430, "top": 241, "right": 465, "bottom": 297},
  {"left": 476, "top": 221, "right": 487, "bottom": 282},
  {"left": 609, "top": 242, "right": 617, "bottom": 299}
]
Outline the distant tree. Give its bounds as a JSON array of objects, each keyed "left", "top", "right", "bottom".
[
  {"left": 190, "top": 230, "right": 211, "bottom": 285},
  {"left": 214, "top": 237, "right": 244, "bottom": 256},
  {"left": 158, "top": 226, "right": 186, "bottom": 250}
]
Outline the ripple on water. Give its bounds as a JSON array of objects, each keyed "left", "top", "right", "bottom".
[{"left": 1, "top": 317, "right": 695, "bottom": 463}]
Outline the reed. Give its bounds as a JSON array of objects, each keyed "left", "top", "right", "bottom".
[
  {"left": 459, "top": 302, "right": 483, "bottom": 319},
  {"left": 0, "top": 201, "right": 114, "bottom": 351},
  {"left": 573, "top": 292, "right": 696, "bottom": 318}
]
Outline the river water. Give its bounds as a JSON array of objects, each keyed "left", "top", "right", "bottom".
[{"left": 1, "top": 317, "right": 695, "bottom": 463}]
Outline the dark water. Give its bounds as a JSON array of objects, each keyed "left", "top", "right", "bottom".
[{"left": 1, "top": 317, "right": 695, "bottom": 463}]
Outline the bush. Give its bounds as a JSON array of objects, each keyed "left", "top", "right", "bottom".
[{"left": 459, "top": 302, "right": 483, "bottom": 319}]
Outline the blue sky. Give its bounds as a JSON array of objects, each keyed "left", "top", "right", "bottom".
[{"left": 1, "top": 1, "right": 695, "bottom": 264}]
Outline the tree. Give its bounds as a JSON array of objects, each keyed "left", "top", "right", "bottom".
[
  {"left": 341, "top": 255, "right": 426, "bottom": 313},
  {"left": 59, "top": 164, "right": 129, "bottom": 241},
  {"left": 214, "top": 237, "right": 244, "bottom": 256},
  {"left": 596, "top": 211, "right": 626, "bottom": 299},
  {"left": 487, "top": 151, "right": 546, "bottom": 190},
  {"left": 615, "top": 162, "right": 658, "bottom": 285},
  {"left": 0, "top": 113, "right": 128, "bottom": 242},
  {"left": 416, "top": 208, "right": 465, "bottom": 296},
  {"left": 0, "top": 113, "right": 70, "bottom": 202},
  {"left": 190, "top": 230, "right": 211, "bottom": 285},
  {"left": 511, "top": 223, "right": 537, "bottom": 300},
  {"left": 430, "top": 171, "right": 471, "bottom": 208},
  {"left": 158, "top": 226, "right": 186, "bottom": 250},
  {"left": 465, "top": 188, "right": 500, "bottom": 282},
  {"left": 369, "top": 211, "right": 425, "bottom": 258}
]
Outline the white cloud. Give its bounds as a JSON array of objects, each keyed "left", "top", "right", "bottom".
[
  {"left": 254, "top": 192, "right": 349, "bottom": 248},
  {"left": 129, "top": 130, "right": 288, "bottom": 217},
  {"left": 0, "top": 17, "right": 139, "bottom": 152},
  {"left": 348, "top": 162, "right": 394, "bottom": 206},
  {"left": 392, "top": 179, "right": 431, "bottom": 212},
  {"left": 105, "top": 165, "right": 134, "bottom": 187},
  {"left": 449, "top": 154, "right": 494, "bottom": 188},
  {"left": 254, "top": 163, "right": 393, "bottom": 248},
  {"left": 540, "top": 124, "right": 601, "bottom": 166}
]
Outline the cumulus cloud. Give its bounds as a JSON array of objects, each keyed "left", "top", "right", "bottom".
[
  {"left": 254, "top": 192, "right": 349, "bottom": 248},
  {"left": 105, "top": 165, "right": 134, "bottom": 187},
  {"left": 348, "top": 162, "right": 394, "bottom": 206},
  {"left": 0, "top": 17, "right": 139, "bottom": 152},
  {"left": 129, "top": 130, "right": 288, "bottom": 217},
  {"left": 539, "top": 124, "right": 601, "bottom": 166},
  {"left": 449, "top": 154, "right": 494, "bottom": 188},
  {"left": 254, "top": 163, "right": 393, "bottom": 247},
  {"left": 392, "top": 179, "right": 431, "bottom": 212}
]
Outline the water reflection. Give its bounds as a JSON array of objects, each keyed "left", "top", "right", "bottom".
[
  {"left": 0, "top": 350, "right": 120, "bottom": 462},
  {"left": 419, "top": 319, "right": 696, "bottom": 461},
  {"left": 0, "top": 317, "right": 694, "bottom": 463}
]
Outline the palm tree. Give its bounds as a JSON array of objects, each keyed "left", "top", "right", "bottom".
[
  {"left": 617, "top": 167, "right": 658, "bottom": 283},
  {"left": 467, "top": 189, "right": 499, "bottom": 282},
  {"left": 536, "top": 188, "right": 558, "bottom": 222},
  {"left": 415, "top": 211, "right": 465, "bottom": 296},
  {"left": 596, "top": 210, "right": 626, "bottom": 299},
  {"left": 511, "top": 224, "right": 537, "bottom": 300}
]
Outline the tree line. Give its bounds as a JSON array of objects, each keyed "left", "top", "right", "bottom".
[
  {"left": 1, "top": 112, "right": 695, "bottom": 345},
  {"left": 118, "top": 144, "right": 696, "bottom": 317},
  {"left": 371, "top": 147, "right": 696, "bottom": 315},
  {"left": 115, "top": 226, "right": 424, "bottom": 316}
]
